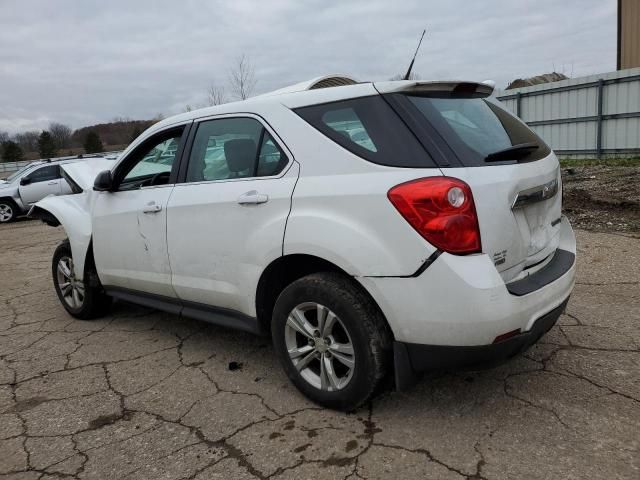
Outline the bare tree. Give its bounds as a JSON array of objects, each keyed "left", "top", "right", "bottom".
[
  {"left": 183, "top": 105, "right": 193, "bottom": 113},
  {"left": 49, "top": 122, "right": 72, "bottom": 149},
  {"left": 228, "top": 54, "right": 257, "bottom": 100},
  {"left": 0, "top": 131, "right": 10, "bottom": 144},
  {"left": 14, "top": 131, "right": 40, "bottom": 152},
  {"left": 207, "top": 83, "right": 227, "bottom": 106}
]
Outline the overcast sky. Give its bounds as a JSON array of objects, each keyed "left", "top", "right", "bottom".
[{"left": 0, "top": 0, "right": 617, "bottom": 134}]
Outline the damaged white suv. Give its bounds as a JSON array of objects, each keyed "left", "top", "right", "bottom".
[{"left": 32, "top": 76, "right": 576, "bottom": 410}]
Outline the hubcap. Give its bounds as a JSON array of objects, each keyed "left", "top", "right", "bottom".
[
  {"left": 0, "top": 204, "right": 13, "bottom": 222},
  {"left": 56, "top": 256, "right": 84, "bottom": 309},
  {"left": 285, "top": 302, "right": 355, "bottom": 391}
]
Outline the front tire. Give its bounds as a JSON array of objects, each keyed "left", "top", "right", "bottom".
[
  {"left": 52, "top": 240, "right": 111, "bottom": 319},
  {"left": 0, "top": 200, "right": 17, "bottom": 223},
  {"left": 272, "top": 272, "right": 391, "bottom": 411}
]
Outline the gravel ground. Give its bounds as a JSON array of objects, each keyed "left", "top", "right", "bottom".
[
  {"left": 562, "top": 165, "right": 640, "bottom": 233},
  {"left": 0, "top": 221, "right": 638, "bottom": 480}
]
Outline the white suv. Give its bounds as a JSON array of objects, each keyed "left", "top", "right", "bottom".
[{"left": 32, "top": 77, "right": 576, "bottom": 410}]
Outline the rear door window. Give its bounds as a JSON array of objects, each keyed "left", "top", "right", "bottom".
[
  {"left": 404, "top": 95, "right": 551, "bottom": 166},
  {"left": 295, "top": 96, "right": 435, "bottom": 168},
  {"left": 185, "top": 117, "right": 289, "bottom": 183}
]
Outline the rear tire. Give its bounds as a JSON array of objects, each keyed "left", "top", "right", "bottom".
[
  {"left": 52, "top": 240, "right": 111, "bottom": 320},
  {"left": 272, "top": 272, "right": 391, "bottom": 411},
  {"left": 0, "top": 200, "right": 18, "bottom": 223}
]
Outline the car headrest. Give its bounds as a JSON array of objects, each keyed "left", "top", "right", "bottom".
[{"left": 224, "top": 139, "right": 256, "bottom": 173}]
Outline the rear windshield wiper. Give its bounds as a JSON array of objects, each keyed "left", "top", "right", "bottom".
[{"left": 484, "top": 142, "right": 539, "bottom": 162}]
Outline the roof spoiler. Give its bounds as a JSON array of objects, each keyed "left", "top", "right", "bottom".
[{"left": 374, "top": 80, "right": 495, "bottom": 97}]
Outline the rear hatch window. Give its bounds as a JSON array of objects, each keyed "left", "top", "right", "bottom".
[
  {"left": 397, "top": 94, "right": 551, "bottom": 167},
  {"left": 296, "top": 93, "right": 550, "bottom": 169}
]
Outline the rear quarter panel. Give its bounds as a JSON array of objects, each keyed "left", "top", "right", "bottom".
[{"left": 273, "top": 106, "right": 442, "bottom": 276}]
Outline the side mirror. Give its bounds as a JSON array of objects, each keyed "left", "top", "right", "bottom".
[
  {"left": 20, "top": 177, "right": 31, "bottom": 186},
  {"left": 93, "top": 170, "right": 114, "bottom": 192}
]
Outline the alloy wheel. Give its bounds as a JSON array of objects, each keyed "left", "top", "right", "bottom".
[
  {"left": 284, "top": 302, "right": 355, "bottom": 391},
  {"left": 0, "top": 204, "right": 13, "bottom": 222},
  {"left": 56, "top": 256, "right": 85, "bottom": 309}
]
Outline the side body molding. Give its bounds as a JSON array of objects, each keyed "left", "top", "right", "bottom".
[{"left": 30, "top": 194, "right": 93, "bottom": 280}]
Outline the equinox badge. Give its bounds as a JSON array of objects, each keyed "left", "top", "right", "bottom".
[{"left": 512, "top": 178, "right": 559, "bottom": 209}]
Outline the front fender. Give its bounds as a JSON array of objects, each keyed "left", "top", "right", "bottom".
[
  {"left": 30, "top": 194, "right": 93, "bottom": 280},
  {"left": 0, "top": 185, "right": 25, "bottom": 211}
]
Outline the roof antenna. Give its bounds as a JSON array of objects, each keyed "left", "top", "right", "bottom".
[{"left": 403, "top": 29, "right": 426, "bottom": 80}]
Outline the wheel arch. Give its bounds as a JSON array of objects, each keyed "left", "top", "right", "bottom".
[
  {"left": 0, "top": 196, "right": 20, "bottom": 221},
  {"left": 29, "top": 195, "right": 93, "bottom": 280},
  {"left": 255, "top": 253, "right": 394, "bottom": 339}
]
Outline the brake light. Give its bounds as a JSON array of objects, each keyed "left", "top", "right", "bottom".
[{"left": 388, "top": 177, "right": 482, "bottom": 254}]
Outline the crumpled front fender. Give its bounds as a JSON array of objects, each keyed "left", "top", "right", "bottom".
[
  {"left": 30, "top": 194, "right": 93, "bottom": 280},
  {"left": 0, "top": 184, "right": 25, "bottom": 211}
]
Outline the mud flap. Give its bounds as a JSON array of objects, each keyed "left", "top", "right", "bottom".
[{"left": 393, "top": 341, "right": 419, "bottom": 391}]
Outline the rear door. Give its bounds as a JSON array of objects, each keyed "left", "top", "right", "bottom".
[
  {"left": 166, "top": 115, "right": 298, "bottom": 316},
  {"left": 383, "top": 88, "right": 561, "bottom": 282}
]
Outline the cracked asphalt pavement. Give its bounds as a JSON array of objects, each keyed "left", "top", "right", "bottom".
[{"left": 1, "top": 221, "right": 638, "bottom": 479}]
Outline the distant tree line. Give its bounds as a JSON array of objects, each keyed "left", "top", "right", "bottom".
[{"left": 0, "top": 119, "right": 154, "bottom": 162}]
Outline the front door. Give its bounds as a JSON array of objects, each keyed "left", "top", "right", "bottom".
[
  {"left": 19, "top": 164, "right": 62, "bottom": 205},
  {"left": 92, "top": 126, "right": 188, "bottom": 297},
  {"left": 166, "top": 116, "right": 298, "bottom": 316}
]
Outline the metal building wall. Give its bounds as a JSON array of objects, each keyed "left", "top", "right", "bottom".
[{"left": 496, "top": 68, "right": 640, "bottom": 158}]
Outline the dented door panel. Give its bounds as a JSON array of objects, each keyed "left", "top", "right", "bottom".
[{"left": 92, "top": 186, "right": 176, "bottom": 297}]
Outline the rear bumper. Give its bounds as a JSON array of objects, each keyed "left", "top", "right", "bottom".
[
  {"left": 358, "top": 216, "right": 576, "bottom": 347},
  {"left": 393, "top": 297, "right": 568, "bottom": 387}
]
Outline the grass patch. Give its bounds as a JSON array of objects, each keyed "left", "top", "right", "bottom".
[{"left": 559, "top": 157, "right": 640, "bottom": 167}]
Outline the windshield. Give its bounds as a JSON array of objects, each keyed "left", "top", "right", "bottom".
[
  {"left": 405, "top": 95, "right": 551, "bottom": 166},
  {"left": 5, "top": 164, "right": 34, "bottom": 183}
]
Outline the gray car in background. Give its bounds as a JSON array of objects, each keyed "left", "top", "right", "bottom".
[{"left": 0, "top": 157, "right": 113, "bottom": 223}]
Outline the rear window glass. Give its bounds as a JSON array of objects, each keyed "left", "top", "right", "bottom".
[
  {"left": 405, "top": 95, "right": 551, "bottom": 166},
  {"left": 295, "top": 96, "right": 435, "bottom": 168}
]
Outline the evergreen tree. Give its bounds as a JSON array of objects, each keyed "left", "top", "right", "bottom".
[
  {"left": 1, "top": 141, "right": 24, "bottom": 162},
  {"left": 38, "top": 131, "right": 57, "bottom": 158},
  {"left": 84, "top": 131, "right": 104, "bottom": 154}
]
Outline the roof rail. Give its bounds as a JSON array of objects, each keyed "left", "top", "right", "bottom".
[{"left": 257, "top": 74, "right": 359, "bottom": 97}]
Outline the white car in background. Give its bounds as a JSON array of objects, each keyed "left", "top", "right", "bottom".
[
  {"left": 31, "top": 76, "right": 576, "bottom": 410},
  {"left": 0, "top": 160, "right": 79, "bottom": 223}
]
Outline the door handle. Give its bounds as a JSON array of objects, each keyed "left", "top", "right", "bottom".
[
  {"left": 47, "top": 181, "right": 58, "bottom": 185},
  {"left": 237, "top": 190, "right": 269, "bottom": 205},
  {"left": 142, "top": 204, "right": 162, "bottom": 214}
]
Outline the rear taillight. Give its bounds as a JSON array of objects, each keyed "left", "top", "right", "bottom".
[{"left": 388, "top": 177, "right": 482, "bottom": 254}]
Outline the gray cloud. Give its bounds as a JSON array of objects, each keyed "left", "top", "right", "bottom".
[{"left": 0, "top": 0, "right": 616, "bottom": 133}]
